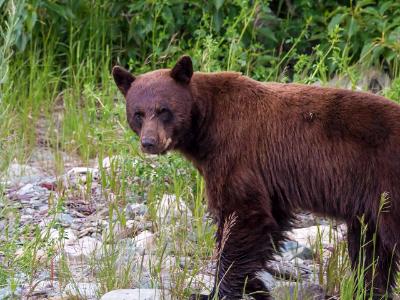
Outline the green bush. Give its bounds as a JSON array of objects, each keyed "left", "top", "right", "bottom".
[{"left": 1, "top": 0, "right": 399, "bottom": 79}]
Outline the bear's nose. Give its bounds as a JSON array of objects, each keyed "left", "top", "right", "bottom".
[{"left": 141, "top": 137, "right": 156, "bottom": 150}]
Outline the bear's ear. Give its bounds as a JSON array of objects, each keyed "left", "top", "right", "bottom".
[
  {"left": 170, "top": 55, "right": 193, "bottom": 84},
  {"left": 112, "top": 66, "right": 135, "bottom": 96}
]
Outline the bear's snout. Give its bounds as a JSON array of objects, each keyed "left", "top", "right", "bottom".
[
  {"left": 140, "top": 136, "right": 160, "bottom": 154},
  {"left": 141, "top": 137, "right": 157, "bottom": 151}
]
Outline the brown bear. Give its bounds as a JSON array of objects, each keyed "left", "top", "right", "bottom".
[{"left": 112, "top": 56, "right": 400, "bottom": 300}]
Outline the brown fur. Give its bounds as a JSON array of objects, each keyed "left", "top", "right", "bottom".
[{"left": 113, "top": 56, "right": 400, "bottom": 299}]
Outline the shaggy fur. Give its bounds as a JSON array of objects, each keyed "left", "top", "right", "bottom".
[{"left": 113, "top": 56, "right": 400, "bottom": 300}]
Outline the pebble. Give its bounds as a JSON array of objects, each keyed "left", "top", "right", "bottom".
[
  {"left": 281, "top": 241, "right": 314, "bottom": 261},
  {"left": 65, "top": 167, "right": 99, "bottom": 186},
  {"left": 189, "top": 273, "right": 215, "bottom": 294},
  {"left": 126, "top": 203, "right": 148, "bottom": 218},
  {"left": 30, "top": 280, "right": 61, "bottom": 297},
  {"left": 272, "top": 282, "right": 325, "bottom": 300},
  {"left": 41, "top": 228, "right": 77, "bottom": 245},
  {"left": 56, "top": 212, "right": 74, "bottom": 227},
  {"left": 0, "top": 286, "right": 22, "bottom": 299},
  {"left": 101, "top": 156, "right": 124, "bottom": 169},
  {"left": 114, "top": 238, "right": 138, "bottom": 273},
  {"left": 100, "top": 288, "right": 170, "bottom": 300},
  {"left": 134, "top": 230, "right": 155, "bottom": 255},
  {"left": 2, "top": 163, "right": 44, "bottom": 185},
  {"left": 288, "top": 225, "right": 345, "bottom": 248},
  {"left": 63, "top": 236, "right": 102, "bottom": 263},
  {"left": 64, "top": 282, "right": 99, "bottom": 299},
  {"left": 15, "top": 248, "right": 47, "bottom": 263},
  {"left": 157, "top": 194, "right": 192, "bottom": 223},
  {"left": 257, "top": 271, "right": 277, "bottom": 290}
]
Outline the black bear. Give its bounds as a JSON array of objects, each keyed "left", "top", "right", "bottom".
[{"left": 113, "top": 56, "right": 400, "bottom": 299}]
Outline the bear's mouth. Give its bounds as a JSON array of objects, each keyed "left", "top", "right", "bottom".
[{"left": 140, "top": 138, "right": 173, "bottom": 155}]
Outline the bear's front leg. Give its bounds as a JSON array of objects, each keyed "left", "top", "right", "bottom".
[{"left": 197, "top": 212, "right": 285, "bottom": 300}]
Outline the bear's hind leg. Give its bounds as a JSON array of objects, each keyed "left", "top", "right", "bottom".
[
  {"left": 374, "top": 219, "right": 399, "bottom": 299},
  {"left": 347, "top": 219, "right": 399, "bottom": 299},
  {"left": 245, "top": 276, "right": 271, "bottom": 300}
]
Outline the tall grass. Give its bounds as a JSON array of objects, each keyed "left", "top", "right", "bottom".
[{"left": 0, "top": 0, "right": 25, "bottom": 104}]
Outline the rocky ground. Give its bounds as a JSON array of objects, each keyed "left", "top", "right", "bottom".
[{"left": 0, "top": 147, "right": 348, "bottom": 300}]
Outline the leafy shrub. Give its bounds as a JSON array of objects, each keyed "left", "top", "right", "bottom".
[{"left": 1, "top": 0, "right": 399, "bottom": 79}]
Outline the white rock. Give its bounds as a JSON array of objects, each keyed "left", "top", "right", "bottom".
[
  {"left": 189, "top": 273, "right": 214, "bottom": 294},
  {"left": 126, "top": 203, "right": 148, "bottom": 218},
  {"left": 2, "top": 163, "right": 44, "bottom": 185},
  {"left": 67, "top": 167, "right": 98, "bottom": 176},
  {"left": 32, "top": 280, "right": 61, "bottom": 296},
  {"left": 257, "top": 271, "right": 277, "bottom": 289},
  {"left": 101, "top": 156, "right": 123, "bottom": 169},
  {"left": 134, "top": 231, "right": 155, "bottom": 254},
  {"left": 157, "top": 194, "right": 192, "bottom": 223},
  {"left": 16, "top": 248, "right": 47, "bottom": 263},
  {"left": 41, "top": 228, "right": 77, "bottom": 245},
  {"left": 63, "top": 236, "right": 101, "bottom": 263},
  {"left": 17, "top": 183, "right": 35, "bottom": 195},
  {"left": 288, "top": 225, "right": 345, "bottom": 248},
  {"left": 100, "top": 289, "right": 170, "bottom": 300},
  {"left": 162, "top": 256, "right": 178, "bottom": 270},
  {"left": 64, "top": 282, "right": 98, "bottom": 299},
  {"left": 65, "top": 167, "right": 99, "bottom": 185}
]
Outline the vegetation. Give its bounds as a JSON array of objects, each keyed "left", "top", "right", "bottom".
[{"left": 1, "top": 0, "right": 400, "bottom": 299}]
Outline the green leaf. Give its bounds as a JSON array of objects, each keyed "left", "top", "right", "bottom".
[
  {"left": 26, "top": 11, "right": 37, "bottom": 33},
  {"left": 379, "top": 1, "right": 394, "bottom": 15},
  {"left": 213, "top": 10, "right": 222, "bottom": 33},
  {"left": 360, "top": 43, "right": 374, "bottom": 60},
  {"left": 347, "top": 16, "right": 358, "bottom": 38},
  {"left": 328, "top": 14, "right": 344, "bottom": 33},
  {"left": 214, "top": 0, "right": 224, "bottom": 10},
  {"left": 258, "top": 27, "right": 277, "bottom": 43}
]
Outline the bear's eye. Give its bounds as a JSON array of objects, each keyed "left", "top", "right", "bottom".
[
  {"left": 158, "top": 107, "right": 172, "bottom": 123},
  {"left": 134, "top": 111, "right": 144, "bottom": 126}
]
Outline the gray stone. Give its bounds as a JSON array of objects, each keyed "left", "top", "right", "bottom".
[
  {"left": 266, "top": 258, "right": 312, "bottom": 281},
  {"left": 64, "top": 282, "right": 98, "bottom": 299},
  {"left": 281, "top": 240, "right": 299, "bottom": 252},
  {"left": 41, "top": 228, "right": 77, "bottom": 245},
  {"left": 126, "top": 203, "right": 148, "bottom": 219},
  {"left": 134, "top": 231, "right": 155, "bottom": 255},
  {"left": 65, "top": 167, "right": 99, "bottom": 186},
  {"left": 63, "top": 236, "right": 102, "bottom": 263},
  {"left": 101, "top": 156, "right": 124, "bottom": 170},
  {"left": 30, "top": 280, "right": 61, "bottom": 297},
  {"left": 272, "top": 282, "right": 325, "bottom": 300},
  {"left": 56, "top": 213, "right": 74, "bottom": 227},
  {"left": 13, "top": 183, "right": 49, "bottom": 203},
  {"left": 288, "top": 225, "right": 345, "bottom": 249},
  {"left": 114, "top": 238, "right": 139, "bottom": 271},
  {"left": 0, "top": 220, "right": 5, "bottom": 231},
  {"left": 291, "top": 246, "right": 314, "bottom": 261},
  {"left": 281, "top": 241, "right": 314, "bottom": 261},
  {"left": 28, "top": 147, "right": 55, "bottom": 163},
  {"left": 0, "top": 286, "right": 22, "bottom": 299},
  {"left": 157, "top": 194, "right": 192, "bottom": 224},
  {"left": 189, "top": 274, "right": 214, "bottom": 294},
  {"left": 257, "top": 271, "right": 277, "bottom": 290},
  {"left": 2, "top": 163, "right": 44, "bottom": 185},
  {"left": 100, "top": 289, "right": 170, "bottom": 300}
]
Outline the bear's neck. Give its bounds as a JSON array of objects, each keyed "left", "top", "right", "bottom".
[{"left": 178, "top": 71, "right": 272, "bottom": 173}]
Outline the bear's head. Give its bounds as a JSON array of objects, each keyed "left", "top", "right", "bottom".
[{"left": 112, "top": 56, "right": 194, "bottom": 155}]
